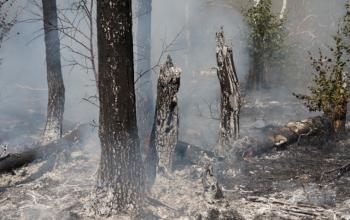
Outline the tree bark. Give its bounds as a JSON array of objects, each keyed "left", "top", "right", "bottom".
[
  {"left": 216, "top": 28, "right": 241, "bottom": 150},
  {"left": 145, "top": 55, "right": 181, "bottom": 187},
  {"left": 42, "top": 0, "right": 65, "bottom": 144},
  {"left": 136, "top": 0, "right": 154, "bottom": 149},
  {"left": 94, "top": 0, "right": 143, "bottom": 216}
]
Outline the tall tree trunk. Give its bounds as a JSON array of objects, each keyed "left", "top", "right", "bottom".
[
  {"left": 136, "top": 0, "right": 154, "bottom": 149},
  {"left": 216, "top": 28, "right": 241, "bottom": 151},
  {"left": 42, "top": 0, "right": 65, "bottom": 144},
  {"left": 145, "top": 55, "right": 181, "bottom": 188},
  {"left": 94, "top": 0, "right": 143, "bottom": 216}
]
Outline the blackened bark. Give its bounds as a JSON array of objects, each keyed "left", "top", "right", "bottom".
[
  {"left": 136, "top": 0, "right": 154, "bottom": 149},
  {"left": 42, "top": 0, "right": 65, "bottom": 144},
  {"left": 216, "top": 28, "right": 241, "bottom": 150},
  {"left": 145, "top": 56, "right": 181, "bottom": 187},
  {"left": 94, "top": 0, "right": 143, "bottom": 216}
]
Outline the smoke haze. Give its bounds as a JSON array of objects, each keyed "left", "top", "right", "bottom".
[{"left": 0, "top": 0, "right": 347, "bottom": 147}]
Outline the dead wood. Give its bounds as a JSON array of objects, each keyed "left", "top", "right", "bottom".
[
  {"left": 247, "top": 196, "right": 336, "bottom": 219},
  {"left": 0, "top": 124, "right": 90, "bottom": 173},
  {"left": 175, "top": 141, "right": 223, "bottom": 163},
  {"left": 236, "top": 116, "right": 332, "bottom": 158},
  {"left": 177, "top": 116, "right": 331, "bottom": 162},
  {"left": 145, "top": 55, "right": 181, "bottom": 188},
  {"left": 196, "top": 164, "right": 244, "bottom": 220},
  {"left": 322, "top": 162, "right": 350, "bottom": 182},
  {"left": 216, "top": 27, "right": 241, "bottom": 149}
]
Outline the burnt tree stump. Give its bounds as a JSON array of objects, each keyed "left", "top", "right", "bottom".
[
  {"left": 216, "top": 28, "right": 241, "bottom": 150},
  {"left": 145, "top": 55, "right": 181, "bottom": 186}
]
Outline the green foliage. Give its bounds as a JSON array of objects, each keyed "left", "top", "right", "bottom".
[
  {"left": 295, "top": 1, "right": 350, "bottom": 125},
  {"left": 243, "top": 0, "right": 287, "bottom": 66},
  {"left": 294, "top": 32, "right": 349, "bottom": 118}
]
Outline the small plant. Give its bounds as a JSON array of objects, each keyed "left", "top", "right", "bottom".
[
  {"left": 294, "top": 32, "right": 349, "bottom": 133},
  {"left": 244, "top": 0, "right": 287, "bottom": 91}
]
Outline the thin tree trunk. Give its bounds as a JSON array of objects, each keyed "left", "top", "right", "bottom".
[
  {"left": 145, "top": 55, "right": 181, "bottom": 187},
  {"left": 41, "top": 0, "right": 65, "bottom": 144},
  {"left": 330, "top": 102, "right": 347, "bottom": 134},
  {"left": 332, "top": 71, "right": 348, "bottom": 133},
  {"left": 136, "top": 0, "right": 154, "bottom": 149},
  {"left": 216, "top": 28, "right": 241, "bottom": 151},
  {"left": 94, "top": 0, "right": 143, "bottom": 216},
  {"left": 280, "top": 0, "right": 287, "bottom": 19}
]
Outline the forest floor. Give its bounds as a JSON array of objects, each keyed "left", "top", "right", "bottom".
[{"left": 1, "top": 95, "right": 350, "bottom": 219}]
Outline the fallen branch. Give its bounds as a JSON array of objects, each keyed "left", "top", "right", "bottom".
[
  {"left": 0, "top": 124, "right": 90, "bottom": 173},
  {"left": 322, "top": 162, "right": 350, "bottom": 182},
  {"left": 247, "top": 196, "right": 336, "bottom": 219}
]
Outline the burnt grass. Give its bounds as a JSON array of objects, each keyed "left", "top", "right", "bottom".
[
  {"left": 1, "top": 98, "right": 350, "bottom": 219},
  {"left": 217, "top": 136, "right": 350, "bottom": 207}
]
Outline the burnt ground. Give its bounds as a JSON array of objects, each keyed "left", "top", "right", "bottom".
[{"left": 1, "top": 97, "right": 350, "bottom": 219}]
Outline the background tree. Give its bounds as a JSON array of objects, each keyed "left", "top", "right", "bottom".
[
  {"left": 294, "top": 2, "right": 350, "bottom": 134},
  {"left": 135, "top": 0, "right": 154, "bottom": 149},
  {"left": 0, "top": 0, "right": 17, "bottom": 61},
  {"left": 244, "top": 0, "right": 287, "bottom": 91},
  {"left": 41, "top": 0, "right": 65, "bottom": 143},
  {"left": 56, "top": 0, "right": 98, "bottom": 89},
  {"left": 93, "top": 0, "right": 144, "bottom": 216}
]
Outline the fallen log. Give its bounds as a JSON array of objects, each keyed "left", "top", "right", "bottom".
[
  {"left": 235, "top": 116, "right": 332, "bottom": 158},
  {"left": 176, "top": 116, "right": 332, "bottom": 162},
  {"left": 0, "top": 124, "right": 90, "bottom": 173}
]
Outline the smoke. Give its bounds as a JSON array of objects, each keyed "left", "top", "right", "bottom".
[
  {"left": 0, "top": 0, "right": 348, "bottom": 148},
  {"left": 151, "top": 0, "right": 249, "bottom": 147}
]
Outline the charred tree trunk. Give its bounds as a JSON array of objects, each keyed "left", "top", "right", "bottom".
[
  {"left": 145, "top": 56, "right": 181, "bottom": 187},
  {"left": 136, "top": 0, "right": 154, "bottom": 149},
  {"left": 216, "top": 28, "right": 241, "bottom": 150},
  {"left": 41, "top": 0, "right": 65, "bottom": 144},
  {"left": 94, "top": 0, "right": 143, "bottom": 216}
]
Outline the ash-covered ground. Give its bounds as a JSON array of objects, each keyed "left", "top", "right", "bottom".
[{"left": 1, "top": 96, "right": 350, "bottom": 220}]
